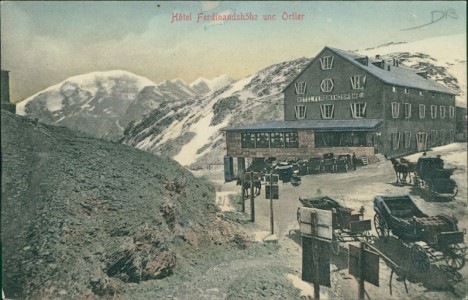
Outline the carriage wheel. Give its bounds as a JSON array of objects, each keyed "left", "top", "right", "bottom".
[
  {"left": 444, "top": 244, "right": 466, "bottom": 270},
  {"left": 331, "top": 238, "right": 340, "bottom": 255},
  {"left": 425, "top": 179, "right": 434, "bottom": 192},
  {"left": 411, "top": 244, "right": 431, "bottom": 272},
  {"left": 374, "top": 214, "right": 389, "bottom": 240}
]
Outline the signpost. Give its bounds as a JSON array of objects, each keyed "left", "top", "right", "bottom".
[
  {"left": 298, "top": 208, "right": 333, "bottom": 299},
  {"left": 348, "top": 242, "right": 380, "bottom": 300}
]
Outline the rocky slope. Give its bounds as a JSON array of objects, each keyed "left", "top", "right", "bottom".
[
  {"left": 0, "top": 110, "right": 244, "bottom": 299},
  {"left": 16, "top": 71, "right": 233, "bottom": 141}
]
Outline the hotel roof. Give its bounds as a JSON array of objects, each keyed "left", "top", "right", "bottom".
[
  {"left": 222, "top": 119, "right": 383, "bottom": 132},
  {"left": 285, "top": 46, "right": 456, "bottom": 95}
]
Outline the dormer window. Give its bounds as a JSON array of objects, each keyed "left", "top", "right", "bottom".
[
  {"left": 319, "top": 56, "right": 334, "bottom": 70},
  {"left": 404, "top": 88, "right": 409, "bottom": 94},
  {"left": 350, "top": 75, "right": 366, "bottom": 90},
  {"left": 419, "top": 91, "right": 423, "bottom": 96},
  {"left": 392, "top": 86, "right": 397, "bottom": 93},
  {"left": 294, "top": 82, "right": 307, "bottom": 94}
]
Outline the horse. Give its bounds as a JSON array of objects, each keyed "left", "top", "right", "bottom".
[
  {"left": 236, "top": 174, "right": 262, "bottom": 197},
  {"left": 400, "top": 158, "right": 417, "bottom": 183},
  {"left": 390, "top": 157, "right": 410, "bottom": 184}
]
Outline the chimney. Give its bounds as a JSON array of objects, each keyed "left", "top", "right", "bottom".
[
  {"left": 387, "top": 65, "right": 391, "bottom": 71},
  {"left": 376, "top": 54, "right": 380, "bottom": 60}
]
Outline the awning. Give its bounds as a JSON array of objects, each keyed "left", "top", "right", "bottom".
[{"left": 222, "top": 119, "right": 383, "bottom": 132}]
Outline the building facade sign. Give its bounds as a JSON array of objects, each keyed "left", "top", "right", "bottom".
[{"left": 297, "top": 92, "right": 364, "bottom": 103}]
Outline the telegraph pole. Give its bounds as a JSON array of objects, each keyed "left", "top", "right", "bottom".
[{"left": 269, "top": 170, "right": 274, "bottom": 234}]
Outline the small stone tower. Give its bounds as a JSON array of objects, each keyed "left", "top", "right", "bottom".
[{"left": 1, "top": 70, "right": 16, "bottom": 114}]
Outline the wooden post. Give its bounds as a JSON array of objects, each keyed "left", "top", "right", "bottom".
[
  {"left": 270, "top": 170, "right": 274, "bottom": 234},
  {"left": 241, "top": 172, "right": 245, "bottom": 213},
  {"left": 358, "top": 242, "right": 365, "bottom": 300},
  {"left": 311, "top": 212, "right": 320, "bottom": 300},
  {"left": 250, "top": 171, "right": 255, "bottom": 222}
]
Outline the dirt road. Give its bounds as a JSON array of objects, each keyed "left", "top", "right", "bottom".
[{"left": 207, "top": 143, "right": 467, "bottom": 299}]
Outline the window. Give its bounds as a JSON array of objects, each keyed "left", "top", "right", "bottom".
[
  {"left": 404, "top": 88, "right": 409, "bottom": 94},
  {"left": 404, "top": 131, "right": 411, "bottom": 148},
  {"left": 419, "top": 90, "right": 423, "bottom": 96},
  {"left": 269, "top": 132, "right": 285, "bottom": 148},
  {"left": 350, "top": 75, "right": 367, "bottom": 90},
  {"left": 416, "top": 132, "right": 428, "bottom": 151},
  {"left": 391, "top": 102, "right": 400, "bottom": 118},
  {"left": 404, "top": 103, "right": 411, "bottom": 118},
  {"left": 284, "top": 132, "right": 299, "bottom": 148},
  {"left": 430, "top": 130, "right": 437, "bottom": 145},
  {"left": 392, "top": 132, "right": 400, "bottom": 150},
  {"left": 440, "top": 130, "right": 446, "bottom": 145},
  {"left": 295, "top": 105, "right": 307, "bottom": 119},
  {"left": 255, "top": 132, "right": 270, "bottom": 148},
  {"left": 320, "top": 79, "right": 334, "bottom": 92},
  {"left": 294, "top": 81, "right": 307, "bottom": 94},
  {"left": 320, "top": 104, "right": 334, "bottom": 119},
  {"left": 350, "top": 102, "right": 367, "bottom": 118},
  {"left": 449, "top": 129, "right": 455, "bottom": 143},
  {"left": 392, "top": 86, "right": 397, "bottom": 93},
  {"left": 419, "top": 104, "right": 426, "bottom": 118},
  {"left": 430, "top": 105, "right": 437, "bottom": 118},
  {"left": 440, "top": 106, "right": 446, "bottom": 118},
  {"left": 449, "top": 106, "right": 455, "bottom": 118},
  {"left": 319, "top": 56, "right": 334, "bottom": 70},
  {"left": 241, "top": 133, "right": 256, "bottom": 148}
]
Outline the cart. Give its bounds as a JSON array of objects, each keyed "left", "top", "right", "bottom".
[
  {"left": 298, "top": 196, "right": 372, "bottom": 255},
  {"left": 374, "top": 194, "right": 466, "bottom": 271},
  {"left": 414, "top": 157, "right": 458, "bottom": 197}
]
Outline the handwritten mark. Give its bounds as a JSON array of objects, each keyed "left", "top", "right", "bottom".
[{"left": 401, "top": 9, "right": 458, "bottom": 31}]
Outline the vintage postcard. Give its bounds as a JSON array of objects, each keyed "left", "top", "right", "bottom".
[{"left": 1, "top": 1, "right": 467, "bottom": 299}]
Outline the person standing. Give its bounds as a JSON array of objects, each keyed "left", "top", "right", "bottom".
[{"left": 352, "top": 152, "right": 357, "bottom": 171}]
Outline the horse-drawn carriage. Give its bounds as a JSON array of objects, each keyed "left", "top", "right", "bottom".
[
  {"left": 414, "top": 157, "right": 458, "bottom": 197},
  {"left": 390, "top": 156, "right": 458, "bottom": 197},
  {"left": 297, "top": 196, "right": 372, "bottom": 254},
  {"left": 374, "top": 194, "right": 466, "bottom": 271}
]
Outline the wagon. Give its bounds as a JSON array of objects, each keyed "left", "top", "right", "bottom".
[
  {"left": 414, "top": 157, "right": 458, "bottom": 197},
  {"left": 298, "top": 196, "right": 372, "bottom": 255},
  {"left": 374, "top": 194, "right": 466, "bottom": 271}
]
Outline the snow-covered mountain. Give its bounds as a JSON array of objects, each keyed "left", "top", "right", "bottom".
[
  {"left": 190, "top": 75, "right": 236, "bottom": 95},
  {"left": 16, "top": 71, "right": 233, "bottom": 140},
  {"left": 358, "top": 34, "right": 466, "bottom": 107},
  {"left": 119, "top": 57, "right": 312, "bottom": 167},
  {"left": 120, "top": 34, "right": 466, "bottom": 169}
]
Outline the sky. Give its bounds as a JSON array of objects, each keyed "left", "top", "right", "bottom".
[{"left": 1, "top": 1, "right": 466, "bottom": 103}]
